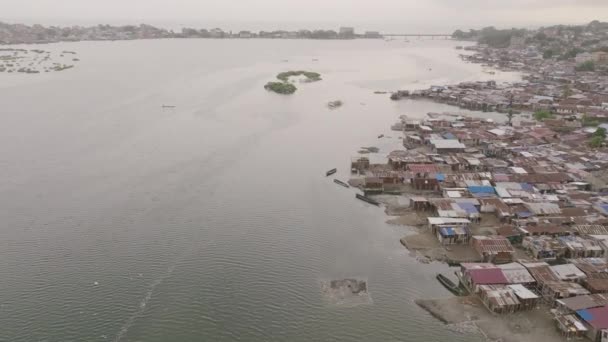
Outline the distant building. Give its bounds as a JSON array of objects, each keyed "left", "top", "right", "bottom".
[
  {"left": 576, "top": 52, "right": 594, "bottom": 64},
  {"left": 364, "top": 31, "right": 381, "bottom": 39},
  {"left": 339, "top": 27, "right": 355, "bottom": 38},
  {"left": 209, "top": 28, "right": 224, "bottom": 38},
  {"left": 238, "top": 31, "right": 252, "bottom": 38},
  {"left": 593, "top": 51, "right": 608, "bottom": 65}
]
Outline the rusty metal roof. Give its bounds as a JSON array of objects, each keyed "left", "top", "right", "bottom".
[{"left": 472, "top": 236, "right": 515, "bottom": 254}]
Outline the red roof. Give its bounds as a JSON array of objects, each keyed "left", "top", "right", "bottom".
[
  {"left": 578, "top": 305, "right": 608, "bottom": 330},
  {"left": 468, "top": 268, "right": 509, "bottom": 285}
]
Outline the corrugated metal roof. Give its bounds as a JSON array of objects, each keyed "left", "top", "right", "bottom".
[
  {"left": 479, "top": 285, "right": 520, "bottom": 307},
  {"left": 550, "top": 264, "right": 587, "bottom": 281},
  {"left": 430, "top": 139, "right": 466, "bottom": 149},
  {"left": 473, "top": 236, "right": 515, "bottom": 254},
  {"left": 557, "top": 294, "right": 608, "bottom": 311},
  {"left": 524, "top": 202, "right": 562, "bottom": 215},
  {"left": 577, "top": 306, "right": 608, "bottom": 330},
  {"left": 469, "top": 186, "right": 495, "bottom": 194},
  {"left": 508, "top": 284, "right": 539, "bottom": 300},
  {"left": 468, "top": 268, "right": 509, "bottom": 285},
  {"left": 428, "top": 217, "right": 470, "bottom": 225}
]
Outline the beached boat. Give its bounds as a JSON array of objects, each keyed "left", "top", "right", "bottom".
[
  {"left": 326, "top": 168, "right": 337, "bottom": 176},
  {"left": 355, "top": 194, "right": 380, "bottom": 206},
  {"left": 436, "top": 274, "right": 467, "bottom": 296},
  {"left": 333, "top": 179, "right": 350, "bottom": 188}
]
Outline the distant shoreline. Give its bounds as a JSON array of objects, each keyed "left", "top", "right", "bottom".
[{"left": 0, "top": 21, "right": 387, "bottom": 45}]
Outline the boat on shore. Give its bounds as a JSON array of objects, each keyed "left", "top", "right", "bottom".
[
  {"left": 334, "top": 179, "right": 350, "bottom": 188},
  {"left": 326, "top": 168, "right": 337, "bottom": 176},
  {"left": 356, "top": 193, "right": 380, "bottom": 206},
  {"left": 436, "top": 274, "right": 467, "bottom": 296}
]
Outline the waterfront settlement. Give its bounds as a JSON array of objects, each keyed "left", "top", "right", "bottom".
[{"left": 352, "top": 21, "right": 608, "bottom": 342}]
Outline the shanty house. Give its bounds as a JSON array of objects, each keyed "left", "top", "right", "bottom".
[
  {"left": 478, "top": 285, "right": 521, "bottom": 314},
  {"left": 575, "top": 305, "right": 608, "bottom": 342},
  {"left": 430, "top": 139, "right": 466, "bottom": 153},
  {"left": 471, "top": 235, "right": 515, "bottom": 263}
]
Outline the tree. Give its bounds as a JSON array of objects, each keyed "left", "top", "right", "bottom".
[
  {"left": 533, "top": 110, "right": 553, "bottom": 121},
  {"left": 507, "top": 110, "right": 514, "bottom": 126},
  {"left": 452, "top": 29, "right": 465, "bottom": 39},
  {"left": 543, "top": 49, "right": 555, "bottom": 59},
  {"left": 562, "top": 85, "right": 573, "bottom": 98},
  {"left": 594, "top": 127, "right": 607, "bottom": 139},
  {"left": 589, "top": 135, "right": 604, "bottom": 148},
  {"left": 576, "top": 60, "right": 596, "bottom": 72}
]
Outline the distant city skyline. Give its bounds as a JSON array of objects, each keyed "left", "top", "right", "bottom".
[{"left": 1, "top": 0, "right": 607, "bottom": 34}]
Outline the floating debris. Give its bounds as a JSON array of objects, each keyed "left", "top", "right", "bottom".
[
  {"left": 327, "top": 100, "right": 343, "bottom": 109},
  {"left": 320, "top": 278, "right": 372, "bottom": 307}
]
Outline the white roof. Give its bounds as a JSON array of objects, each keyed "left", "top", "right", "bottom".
[
  {"left": 447, "top": 191, "right": 463, "bottom": 198},
  {"left": 550, "top": 264, "right": 587, "bottom": 281},
  {"left": 507, "top": 284, "right": 539, "bottom": 300},
  {"left": 510, "top": 167, "right": 528, "bottom": 174},
  {"left": 488, "top": 128, "right": 506, "bottom": 136},
  {"left": 503, "top": 198, "right": 525, "bottom": 204},
  {"left": 438, "top": 210, "right": 463, "bottom": 218},
  {"left": 430, "top": 139, "right": 466, "bottom": 149},
  {"left": 465, "top": 158, "right": 481, "bottom": 166},
  {"left": 427, "top": 217, "right": 471, "bottom": 225},
  {"left": 419, "top": 125, "right": 433, "bottom": 131},
  {"left": 521, "top": 151, "right": 534, "bottom": 158}
]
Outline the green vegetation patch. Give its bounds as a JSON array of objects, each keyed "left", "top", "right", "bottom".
[
  {"left": 264, "top": 81, "right": 297, "bottom": 94},
  {"left": 533, "top": 110, "right": 553, "bottom": 121},
  {"left": 576, "top": 61, "right": 595, "bottom": 72},
  {"left": 276, "top": 70, "right": 322, "bottom": 82},
  {"left": 264, "top": 70, "right": 322, "bottom": 95}
]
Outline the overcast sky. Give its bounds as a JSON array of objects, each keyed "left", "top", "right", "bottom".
[{"left": 1, "top": 0, "right": 606, "bottom": 32}]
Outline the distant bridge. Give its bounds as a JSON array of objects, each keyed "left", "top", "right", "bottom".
[{"left": 382, "top": 34, "right": 452, "bottom": 39}]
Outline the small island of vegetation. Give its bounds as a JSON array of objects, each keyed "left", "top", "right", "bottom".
[
  {"left": 264, "top": 81, "right": 297, "bottom": 94},
  {"left": 276, "top": 70, "right": 322, "bottom": 82},
  {"left": 264, "top": 70, "right": 322, "bottom": 95}
]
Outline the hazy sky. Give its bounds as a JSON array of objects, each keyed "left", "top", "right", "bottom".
[{"left": 1, "top": 0, "right": 606, "bottom": 32}]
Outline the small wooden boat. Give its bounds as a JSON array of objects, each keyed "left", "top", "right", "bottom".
[
  {"left": 326, "top": 168, "right": 337, "bottom": 176},
  {"left": 356, "top": 194, "right": 380, "bottom": 206},
  {"left": 378, "top": 134, "right": 384, "bottom": 139},
  {"left": 436, "top": 274, "right": 464, "bottom": 296},
  {"left": 334, "top": 179, "right": 350, "bottom": 188},
  {"left": 162, "top": 105, "right": 176, "bottom": 108}
]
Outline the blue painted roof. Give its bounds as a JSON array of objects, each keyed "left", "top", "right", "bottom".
[
  {"left": 442, "top": 132, "right": 456, "bottom": 140},
  {"left": 468, "top": 186, "right": 495, "bottom": 194},
  {"left": 436, "top": 173, "right": 445, "bottom": 181},
  {"left": 458, "top": 202, "right": 479, "bottom": 214},
  {"left": 577, "top": 309, "right": 593, "bottom": 322},
  {"left": 600, "top": 204, "right": 608, "bottom": 213},
  {"left": 440, "top": 227, "right": 455, "bottom": 236},
  {"left": 520, "top": 183, "right": 534, "bottom": 191},
  {"left": 517, "top": 211, "right": 534, "bottom": 218}
]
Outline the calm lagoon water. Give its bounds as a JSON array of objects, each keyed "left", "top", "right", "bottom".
[{"left": 0, "top": 38, "right": 520, "bottom": 342}]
